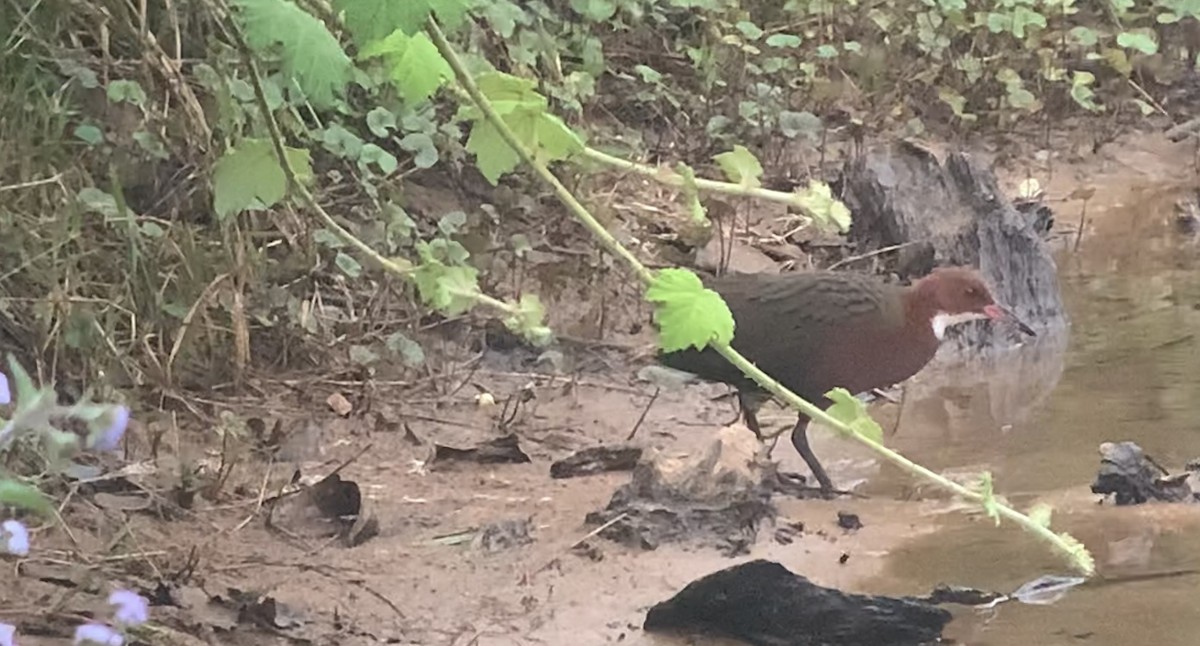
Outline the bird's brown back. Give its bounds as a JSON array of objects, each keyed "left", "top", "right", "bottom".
[{"left": 657, "top": 270, "right": 926, "bottom": 401}]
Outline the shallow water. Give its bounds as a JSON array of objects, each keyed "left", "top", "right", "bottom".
[{"left": 846, "top": 185, "right": 1200, "bottom": 645}]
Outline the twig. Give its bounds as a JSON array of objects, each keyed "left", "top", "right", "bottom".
[
  {"left": 0, "top": 173, "right": 63, "bottom": 192},
  {"left": 531, "top": 512, "right": 629, "bottom": 576},
  {"left": 625, "top": 386, "right": 660, "bottom": 440},
  {"left": 826, "top": 242, "right": 915, "bottom": 270}
]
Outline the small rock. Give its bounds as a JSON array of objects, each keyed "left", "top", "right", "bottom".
[
  {"left": 696, "top": 237, "right": 779, "bottom": 275},
  {"left": 326, "top": 393, "right": 353, "bottom": 417},
  {"left": 836, "top": 511, "right": 863, "bottom": 531}
]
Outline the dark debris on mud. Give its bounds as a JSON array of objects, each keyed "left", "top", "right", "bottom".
[
  {"left": 585, "top": 426, "right": 776, "bottom": 556},
  {"left": 1091, "top": 440, "right": 1200, "bottom": 505},
  {"left": 644, "top": 559, "right": 952, "bottom": 646}
]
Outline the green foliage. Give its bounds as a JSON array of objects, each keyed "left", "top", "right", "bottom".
[
  {"left": 360, "top": 31, "right": 453, "bottom": 104},
  {"left": 823, "top": 388, "right": 884, "bottom": 444},
  {"left": 412, "top": 240, "right": 481, "bottom": 316},
  {"left": 645, "top": 268, "right": 735, "bottom": 353},
  {"left": 212, "top": 139, "right": 313, "bottom": 220},
  {"left": 712, "top": 145, "right": 763, "bottom": 188},
  {"left": 335, "top": 0, "right": 469, "bottom": 44},
  {"left": 231, "top": 0, "right": 353, "bottom": 108},
  {"left": 458, "top": 72, "right": 585, "bottom": 184},
  {"left": 796, "top": 181, "right": 851, "bottom": 232},
  {"left": 0, "top": 480, "right": 52, "bottom": 516}
]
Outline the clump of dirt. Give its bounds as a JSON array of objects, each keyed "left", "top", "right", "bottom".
[{"left": 586, "top": 425, "right": 776, "bottom": 556}]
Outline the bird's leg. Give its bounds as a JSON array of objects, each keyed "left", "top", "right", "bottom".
[
  {"left": 737, "top": 392, "right": 763, "bottom": 439},
  {"left": 790, "top": 414, "right": 834, "bottom": 495}
]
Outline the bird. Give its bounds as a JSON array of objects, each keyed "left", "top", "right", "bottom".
[{"left": 657, "top": 266, "right": 1034, "bottom": 495}]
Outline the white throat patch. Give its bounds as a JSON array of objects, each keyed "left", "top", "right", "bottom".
[{"left": 931, "top": 311, "right": 989, "bottom": 340}]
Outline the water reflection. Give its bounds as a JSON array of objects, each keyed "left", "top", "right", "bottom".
[{"left": 862, "top": 185, "right": 1200, "bottom": 645}]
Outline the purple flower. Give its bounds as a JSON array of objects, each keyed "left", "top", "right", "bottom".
[
  {"left": 107, "top": 589, "right": 148, "bottom": 626},
  {"left": 1, "top": 520, "right": 28, "bottom": 556},
  {"left": 90, "top": 406, "right": 130, "bottom": 452},
  {"left": 0, "top": 372, "right": 9, "bottom": 405},
  {"left": 72, "top": 623, "right": 122, "bottom": 646},
  {"left": 0, "top": 622, "right": 15, "bottom": 646}
]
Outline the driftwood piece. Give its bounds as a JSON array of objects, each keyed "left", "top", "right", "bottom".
[
  {"left": 842, "top": 141, "right": 1067, "bottom": 351},
  {"left": 644, "top": 560, "right": 952, "bottom": 646}
]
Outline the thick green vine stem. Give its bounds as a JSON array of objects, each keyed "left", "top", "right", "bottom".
[
  {"left": 425, "top": 20, "right": 1095, "bottom": 577},
  {"left": 582, "top": 147, "right": 822, "bottom": 216}
]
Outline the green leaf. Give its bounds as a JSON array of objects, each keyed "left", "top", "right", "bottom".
[
  {"left": 106, "top": 79, "right": 147, "bottom": 106},
  {"left": 778, "top": 110, "right": 822, "bottom": 140},
  {"left": 569, "top": 0, "right": 616, "bottom": 21},
  {"left": 476, "top": 0, "right": 529, "bottom": 38},
  {"left": 385, "top": 331, "right": 426, "bottom": 367},
  {"left": 6, "top": 355, "right": 39, "bottom": 409},
  {"left": 1116, "top": 30, "right": 1158, "bottom": 55},
  {"left": 465, "top": 113, "right": 577, "bottom": 184},
  {"left": 765, "top": 33, "right": 802, "bottom": 48},
  {"left": 360, "top": 30, "right": 452, "bottom": 104},
  {"left": 334, "top": 251, "right": 363, "bottom": 277},
  {"left": 74, "top": 124, "right": 104, "bottom": 146},
  {"left": 321, "top": 123, "right": 364, "bottom": 158},
  {"left": 399, "top": 132, "right": 438, "bottom": 168},
  {"left": 504, "top": 293, "right": 553, "bottom": 346},
  {"left": 133, "top": 130, "right": 169, "bottom": 160},
  {"left": 366, "top": 106, "right": 397, "bottom": 137},
  {"left": 633, "top": 64, "right": 662, "bottom": 83},
  {"left": 413, "top": 242, "right": 480, "bottom": 315},
  {"left": 823, "top": 388, "right": 884, "bottom": 443},
  {"left": 231, "top": 0, "right": 353, "bottom": 108},
  {"left": 437, "top": 210, "right": 466, "bottom": 235},
  {"left": 359, "top": 143, "right": 398, "bottom": 174},
  {"left": 349, "top": 344, "right": 379, "bottom": 365},
  {"left": 1068, "top": 25, "right": 1099, "bottom": 47},
  {"left": 735, "top": 20, "right": 763, "bottom": 40},
  {"left": 645, "top": 268, "right": 735, "bottom": 353},
  {"left": 212, "top": 138, "right": 312, "bottom": 220},
  {"left": 0, "top": 479, "right": 53, "bottom": 516},
  {"left": 712, "top": 145, "right": 763, "bottom": 188},
  {"left": 77, "top": 188, "right": 119, "bottom": 219},
  {"left": 335, "top": 0, "right": 468, "bottom": 43},
  {"left": 794, "top": 180, "right": 851, "bottom": 231},
  {"left": 470, "top": 72, "right": 545, "bottom": 115},
  {"left": 313, "top": 228, "right": 347, "bottom": 248}
]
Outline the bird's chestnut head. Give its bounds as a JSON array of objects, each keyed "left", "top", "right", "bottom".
[{"left": 914, "top": 267, "right": 1035, "bottom": 338}]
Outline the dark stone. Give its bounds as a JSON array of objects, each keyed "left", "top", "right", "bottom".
[
  {"left": 550, "top": 445, "right": 643, "bottom": 479},
  {"left": 643, "top": 559, "right": 952, "bottom": 646},
  {"left": 836, "top": 511, "right": 862, "bottom": 531},
  {"left": 842, "top": 141, "right": 1067, "bottom": 352}
]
